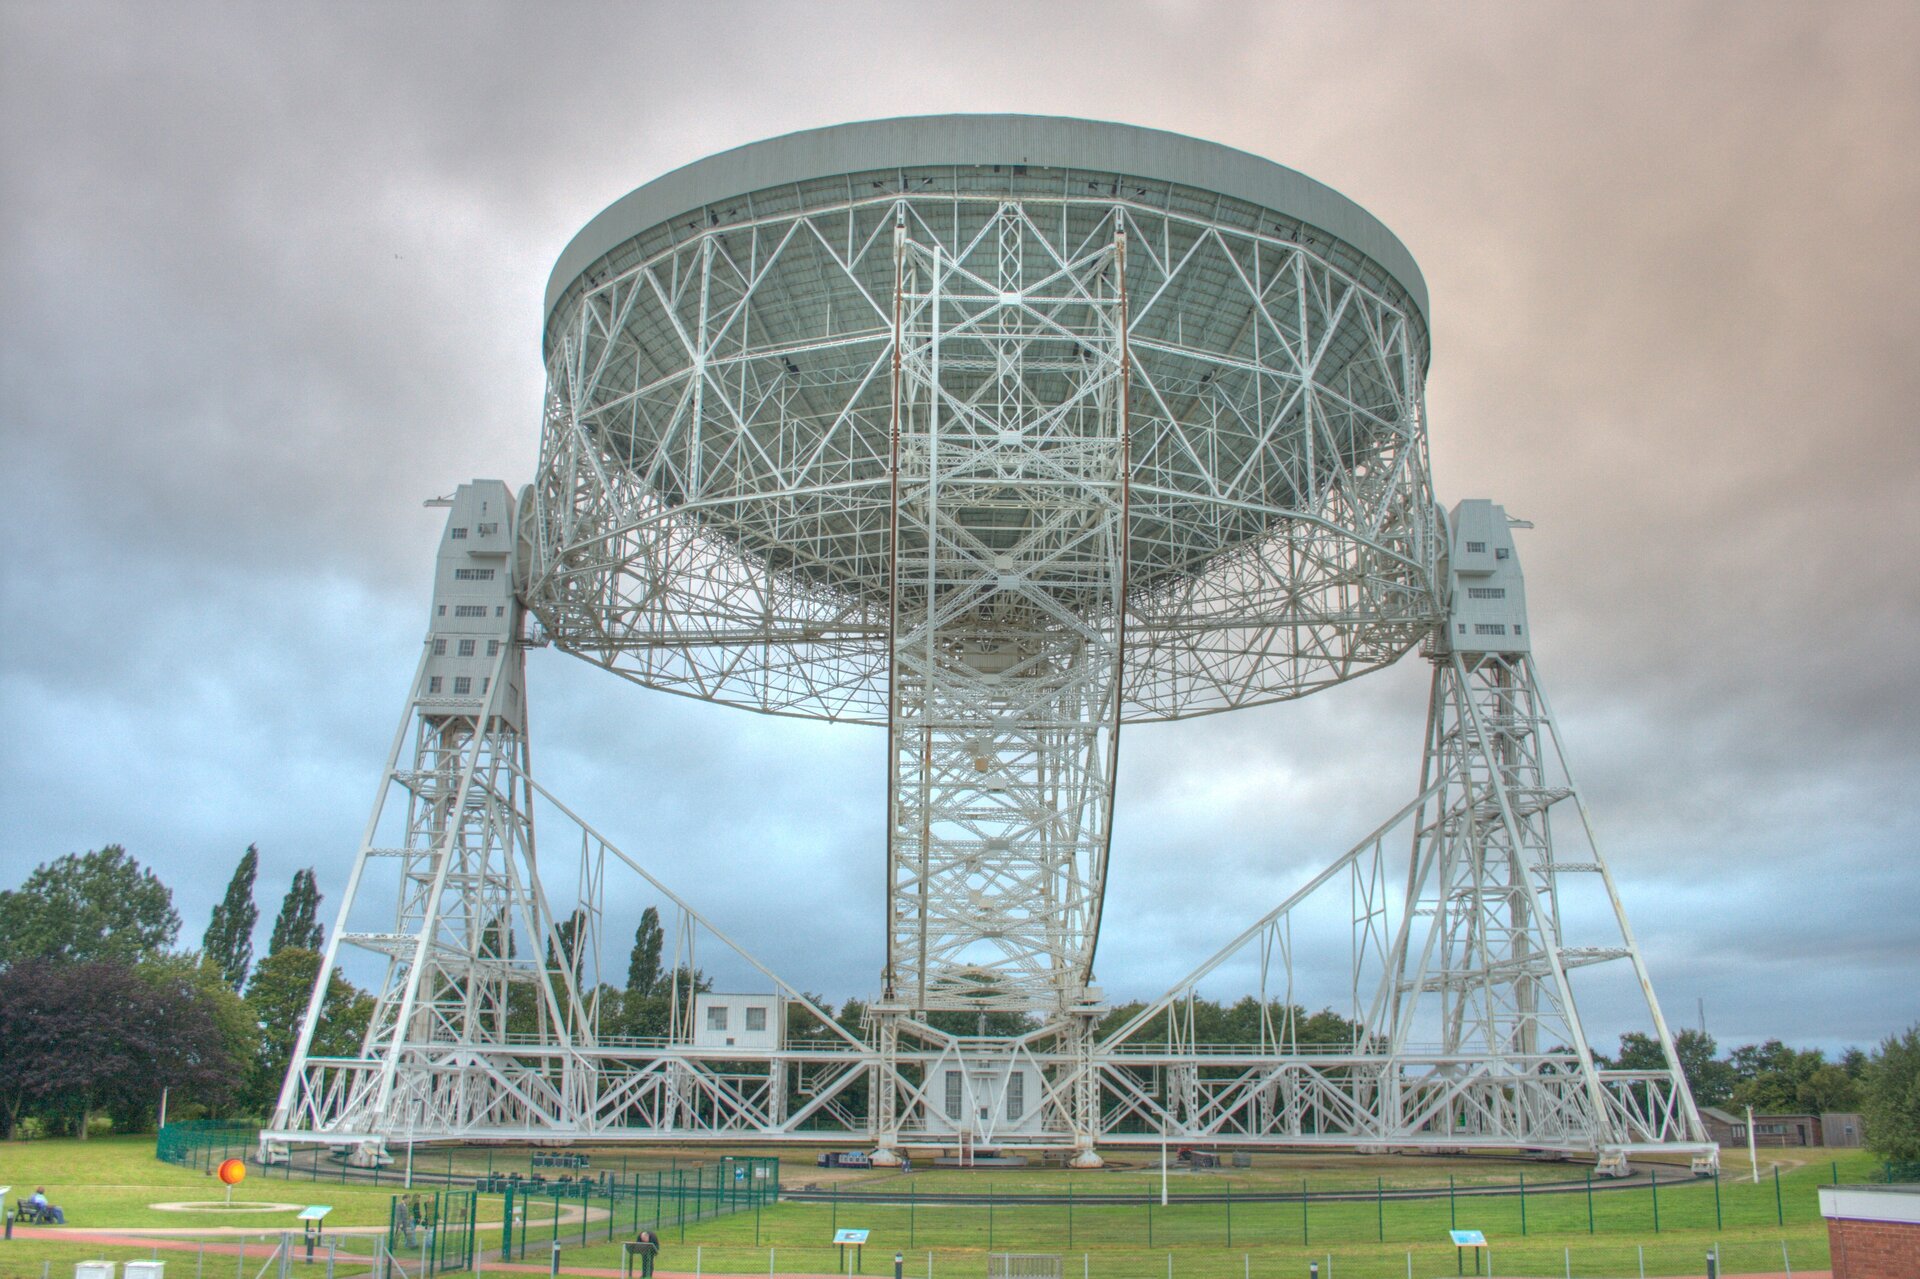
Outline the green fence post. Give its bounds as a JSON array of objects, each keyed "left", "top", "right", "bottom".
[
  {"left": 1831, "top": 1160, "right": 1837, "bottom": 1186},
  {"left": 1651, "top": 1166, "right": 1660, "bottom": 1233},
  {"left": 1520, "top": 1172, "right": 1527, "bottom": 1236},
  {"left": 988, "top": 1183, "right": 995, "bottom": 1250},
  {"left": 1303, "top": 1177, "right": 1310, "bottom": 1246},
  {"left": 1224, "top": 1182, "right": 1231, "bottom": 1247},
  {"left": 909, "top": 1183, "right": 916, "bottom": 1249},
  {"left": 1774, "top": 1165, "right": 1783, "bottom": 1226},
  {"left": 832, "top": 1183, "right": 839, "bottom": 1234},
  {"left": 656, "top": 1171, "right": 663, "bottom": 1229},
  {"left": 1147, "top": 1196, "right": 1153, "bottom": 1247},
  {"left": 1448, "top": 1174, "right": 1455, "bottom": 1230},
  {"left": 1377, "top": 1177, "right": 1384, "bottom": 1243},
  {"left": 1586, "top": 1169, "right": 1594, "bottom": 1233},
  {"left": 503, "top": 1183, "right": 515, "bottom": 1261},
  {"left": 1068, "top": 1183, "right": 1075, "bottom": 1249},
  {"left": 1713, "top": 1172, "right": 1722, "bottom": 1230}
]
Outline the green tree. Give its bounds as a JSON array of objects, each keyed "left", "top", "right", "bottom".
[
  {"left": 0, "top": 845, "right": 180, "bottom": 967},
  {"left": 1729, "top": 1039, "right": 1826, "bottom": 1112},
  {"left": 241, "top": 946, "right": 372, "bottom": 1117},
  {"left": 202, "top": 846, "right": 259, "bottom": 990},
  {"left": 1862, "top": 1024, "right": 1920, "bottom": 1161},
  {"left": 137, "top": 952, "right": 260, "bottom": 1121},
  {"left": 1610, "top": 1029, "right": 1736, "bottom": 1108},
  {"left": 627, "top": 907, "right": 664, "bottom": 998},
  {"left": 268, "top": 869, "right": 324, "bottom": 954},
  {"left": 1797, "top": 1063, "right": 1863, "bottom": 1114}
]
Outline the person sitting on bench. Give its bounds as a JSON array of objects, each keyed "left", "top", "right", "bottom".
[{"left": 27, "top": 1188, "right": 66, "bottom": 1224}]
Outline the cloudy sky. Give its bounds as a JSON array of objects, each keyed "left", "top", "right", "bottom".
[{"left": 3, "top": 0, "right": 1915, "bottom": 1058}]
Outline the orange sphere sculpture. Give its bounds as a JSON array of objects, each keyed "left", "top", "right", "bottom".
[{"left": 217, "top": 1158, "right": 247, "bottom": 1186}]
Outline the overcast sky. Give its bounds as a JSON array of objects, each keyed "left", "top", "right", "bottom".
[{"left": 3, "top": 0, "right": 1915, "bottom": 1058}]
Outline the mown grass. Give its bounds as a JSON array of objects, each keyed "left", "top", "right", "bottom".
[
  {"left": 0, "top": 1136, "right": 571, "bottom": 1232},
  {"left": 0, "top": 1137, "right": 1870, "bottom": 1279},
  {"left": 532, "top": 1148, "right": 1870, "bottom": 1279}
]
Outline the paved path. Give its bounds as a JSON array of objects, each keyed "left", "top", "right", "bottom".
[{"left": 9, "top": 1231, "right": 1832, "bottom": 1279}]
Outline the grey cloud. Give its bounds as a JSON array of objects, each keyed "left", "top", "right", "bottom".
[{"left": 3, "top": 0, "right": 1916, "bottom": 1055}]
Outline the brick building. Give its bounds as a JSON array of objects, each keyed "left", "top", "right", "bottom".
[{"left": 1819, "top": 1185, "right": 1920, "bottom": 1279}]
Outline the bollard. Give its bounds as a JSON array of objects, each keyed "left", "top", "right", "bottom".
[
  {"left": 1705, "top": 1249, "right": 1718, "bottom": 1279},
  {"left": 4, "top": 1209, "right": 11, "bottom": 1240},
  {"left": 550, "top": 1242, "right": 561, "bottom": 1279},
  {"left": 1310, "top": 1263, "right": 1320, "bottom": 1279},
  {"left": 894, "top": 1253, "right": 904, "bottom": 1279}
]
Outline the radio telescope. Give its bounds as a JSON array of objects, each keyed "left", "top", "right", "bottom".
[{"left": 268, "top": 116, "right": 1712, "bottom": 1174}]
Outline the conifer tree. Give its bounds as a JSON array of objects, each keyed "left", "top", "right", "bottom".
[
  {"left": 268, "top": 869, "right": 324, "bottom": 955},
  {"left": 202, "top": 845, "right": 259, "bottom": 990}
]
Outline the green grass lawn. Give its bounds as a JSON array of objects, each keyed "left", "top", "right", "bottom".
[
  {"left": 537, "top": 1147, "right": 1869, "bottom": 1279},
  {"left": 0, "top": 1136, "right": 582, "bottom": 1233},
  {"left": 0, "top": 1137, "right": 1870, "bottom": 1279}
]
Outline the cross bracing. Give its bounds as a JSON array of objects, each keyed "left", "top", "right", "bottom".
[
  {"left": 520, "top": 184, "right": 1434, "bottom": 723},
  {"left": 271, "top": 121, "right": 1708, "bottom": 1174}
]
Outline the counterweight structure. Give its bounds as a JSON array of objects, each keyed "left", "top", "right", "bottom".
[{"left": 267, "top": 117, "right": 1712, "bottom": 1173}]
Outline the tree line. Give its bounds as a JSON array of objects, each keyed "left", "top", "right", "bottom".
[
  {"left": 2, "top": 846, "right": 1913, "bottom": 1162},
  {"left": 0, "top": 845, "right": 367, "bottom": 1139}
]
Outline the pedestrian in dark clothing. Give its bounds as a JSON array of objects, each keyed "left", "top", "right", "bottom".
[{"left": 635, "top": 1228, "right": 660, "bottom": 1278}]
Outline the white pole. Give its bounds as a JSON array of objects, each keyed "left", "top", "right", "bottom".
[
  {"left": 1160, "top": 1134, "right": 1168, "bottom": 1207},
  {"left": 1782, "top": 1239, "right": 1791, "bottom": 1278},
  {"left": 1748, "top": 1105, "right": 1760, "bottom": 1184},
  {"left": 159, "top": 1087, "right": 170, "bottom": 1131}
]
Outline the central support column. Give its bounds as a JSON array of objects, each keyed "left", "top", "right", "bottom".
[{"left": 883, "top": 206, "right": 1130, "bottom": 1022}]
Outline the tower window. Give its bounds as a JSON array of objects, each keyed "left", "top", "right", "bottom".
[
  {"left": 1465, "top": 541, "right": 1486, "bottom": 553},
  {"left": 454, "top": 568, "right": 495, "bottom": 581},
  {"left": 450, "top": 527, "right": 468, "bottom": 539},
  {"left": 745, "top": 1006, "right": 767, "bottom": 1032},
  {"left": 1006, "top": 1072, "right": 1024, "bottom": 1119},
  {"left": 453, "top": 676, "right": 472, "bottom": 695},
  {"left": 458, "top": 638, "right": 476, "bottom": 657},
  {"left": 707, "top": 1005, "right": 728, "bottom": 1032},
  {"left": 433, "top": 638, "right": 447, "bottom": 655},
  {"left": 428, "top": 676, "right": 443, "bottom": 694}
]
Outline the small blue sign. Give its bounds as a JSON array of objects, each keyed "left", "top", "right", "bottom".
[
  {"left": 833, "top": 1229, "right": 871, "bottom": 1245},
  {"left": 1449, "top": 1229, "right": 1487, "bottom": 1247}
]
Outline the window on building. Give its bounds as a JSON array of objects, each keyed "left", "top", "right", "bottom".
[
  {"left": 433, "top": 638, "right": 447, "bottom": 655},
  {"left": 437, "top": 605, "right": 446, "bottom": 616},
  {"left": 745, "top": 1006, "right": 767, "bottom": 1032},
  {"left": 1467, "top": 587, "right": 1507, "bottom": 600},
  {"left": 428, "top": 676, "right": 443, "bottom": 694},
  {"left": 707, "top": 1005, "right": 728, "bottom": 1032},
  {"left": 495, "top": 606, "right": 505, "bottom": 617},
  {"left": 457, "top": 638, "right": 476, "bottom": 657},
  {"left": 945, "top": 1070, "right": 963, "bottom": 1120},
  {"left": 1474, "top": 623, "right": 1508, "bottom": 636},
  {"left": 450, "top": 527, "right": 468, "bottom": 540},
  {"left": 453, "top": 676, "right": 472, "bottom": 695},
  {"left": 1495, "top": 547, "right": 1510, "bottom": 560},
  {"left": 1465, "top": 541, "right": 1486, "bottom": 553},
  {"left": 477, "top": 522, "right": 499, "bottom": 536},
  {"left": 454, "top": 568, "right": 495, "bottom": 581},
  {"left": 1006, "top": 1072, "right": 1024, "bottom": 1120},
  {"left": 481, "top": 677, "right": 490, "bottom": 694},
  {"left": 455, "top": 605, "right": 487, "bottom": 618}
]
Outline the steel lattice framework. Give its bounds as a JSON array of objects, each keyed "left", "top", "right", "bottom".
[{"left": 268, "top": 117, "right": 1712, "bottom": 1174}]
